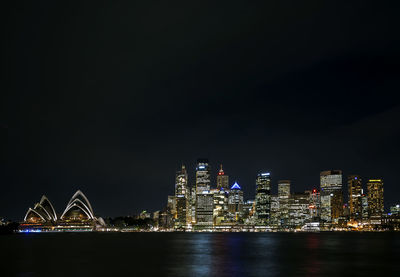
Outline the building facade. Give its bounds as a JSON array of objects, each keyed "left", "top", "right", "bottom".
[
  {"left": 367, "top": 179, "right": 384, "bottom": 217},
  {"left": 216, "top": 164, "right": 229, "bottom": 190},
  {"left": 320, "top": 170, "right": 343, "bottom": 224},
  {"left": 278, "top": 180, "right": 291, "bottom": 227},
  {"left": 348, "top": 175, "right": 362, "bottom": 220},
  {"left": 255, "top": 172, "right": 271, "bottom": 224},
  {"left": 175, "top": 165, "right": 188, "bottom": 229},
  {"left": 228, "top": 182, "right": 244, "bottom": 221},
  {"left": 288, "top": 192, "right": 310, "bottom": 228},
  {"left": 196, "top": 159, "right": 210, "bottom": 193}
]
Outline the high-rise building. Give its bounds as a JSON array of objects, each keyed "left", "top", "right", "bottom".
[
  {"left": 320, "top": 170, "right": 343, "bottom": 223},
  {"left": 216, "top": 165, "right": 229, "bottom": 190},
  {"left": 367, "top": 179, "right": 384, "bottom": 217},
  {"left": 189, "top": 186, "right": 197, "bottom": 225},
  {"left": 195, "top": 191, "right": 214, "bottom": 228},
  {"left": 309, "top": 189, "right": 321, "bottom": 220},
  {"left": 288, "top": 192, "right": 311, "bottom": 228},
  {"left": 348, "top": 175, "right": 362, "bottom": 220},
  {"left": 278, "top": 180, "right": 290, "bottom": 227},
  {"left": 175, "top": 165, "right": 188, "bottom": 229},
  {"left": 255, "top": 172, "right": 271, "bottom": 224},
  {"left": 167, "top": 195, "right": 176, "bottom": 217},
  {"left": 361, "top": 191, "right": 369, "bottom": 221},
  {"left": 196, "top": 159, "right": 211, "bottom": 193},
  {"left": 213, "top": 188, "right": 228, "bottom": 225},
  {"left": 242, "top": 200, "right": 255, "bottom": 221},
  {"left": 228, "top": 182, "right": 244, "bottom": 221},
  {"left": 270, "top": 195, "right": 280, "bottom": 227},
  {"left": 195, "top": 159, "right": 212, "bottom": 227}
]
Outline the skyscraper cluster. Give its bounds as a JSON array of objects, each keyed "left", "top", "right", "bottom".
[{"left": 159, "top": 159, "right": 392, "bottom": 231}]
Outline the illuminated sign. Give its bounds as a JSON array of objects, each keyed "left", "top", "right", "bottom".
[{"left": 230, "top": 182, "right": 241, "bottom": 190}]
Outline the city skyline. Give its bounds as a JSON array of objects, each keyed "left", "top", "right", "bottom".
[
  {"left": 1, "top": 159, "right": 399, "bottom": 221},
  {"left": 13, "top": 160, "right": 395, "bottom": 217},
  {"left": 1, "top": 158, "right": 398, "bottom": 222},
  {"left": 16, "top": 159, "right": 400, "bottom": 232}
]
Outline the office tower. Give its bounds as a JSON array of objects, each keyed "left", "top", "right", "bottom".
[
  {"left": 288, "top": 192, "right": 311, "bottom": 228},
  {"left": 195, "top": 159, "right": 212, "bottom": 228},
  {"left": 189, "top": 186, "right": 197, "bottom": 225},
  {"left": 255, "top": 172, "right": 271, "bottom": 224},
  {"left": 361, "top": 191, "right": 369, "bottom": 220},
  {"left": 270, "top": 195, "right": 280, "bottom": 227},
  {"left": 213, "top": 188, "right": 228, "bottom": 225},
  {"left": 242, "top": 200, "right": 255, "bottom": 221},
  {"left": 348, "top": 175, "right": 362, "bottom": 220},
  {"left": 216, "top": 164, "right": 229, "bottom": 190},
  {"left": 367, "top": 179, "right": 384, "bottom": 217},
  {"left": 309, "top": 189, "right": 321, "bottom": 220},
  {"left": 228, "top": 182, "right": 244, "bottom": 220},
  {"left": 278, "top": 180, "right": 291, "bottom": 227},
  {"left": 167, "top": 195, "right": 176, "bottom": 218},
  {"left": 175, "top": 165, "right": 188, "bottom": 229},
  {"left": 320, "top": 170, "right": 343, "bottom": 223},
  {"left": 195, "top": 191, "right": 214, "bottom": 227},
  {"left": 196, "top": 159, "right": 211, "bottom": 193}
]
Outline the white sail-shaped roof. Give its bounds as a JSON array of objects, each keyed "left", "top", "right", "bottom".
[
  {"left": 61, "top": 190, "right": 95, "bottom": 220},
  {"left": 23, "top": 195, "right": 57, "bottom": 223},
  {"left": 39, "top": 195, "right": 58, "bottom": 221},
  {"left": 24, "top": 207, "right": 46, "bottom": 222}
]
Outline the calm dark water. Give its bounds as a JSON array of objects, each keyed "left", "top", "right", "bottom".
[{"left": 1, "top": 232, "right": 399, "bottom": 277}]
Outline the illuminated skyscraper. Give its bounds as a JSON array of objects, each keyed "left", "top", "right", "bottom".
[
  {"left": 255, "top": 172, "right": 271, "bottom": 224},
  {"left": 309, "top": 189, "right": 321, "bottom": 220},
  {"left": 270, "top": 195, "right": 280, "bottom": 227},
  {"left": 196, "top": 159, "right": 210, "bottom": 193},
  {"left": 288, "top": 192, "right": 311, "bottom": 228},
  {"left": 361, "top": 191, "right": 369, "bottom": 220},
  {"left": 348, "top": 175, "right": 362, "bottom": 220},
  {"left": 175, "top": 165, "right": 188, "bottom": 229},
  {"left": 320, "top": 170, "right": 343, "bottom": 223},
  {"left": 213, "top": 188, "right": 228, "bottom": 225},
  {"left": 195, "top": 191, "right": 214, "bottom": 228},
  {"left": 216, "top": 164, "right": 229, "bottom": 190},
  {"left": 278, "top": 180, "right": 290, "bottom": 227},
  {"left": 367, "top": 179, "right": 384, "bottom": 217},
  {"left": 195, "top": 159, "right": 212, "bottom": 228},
  {"left": 228, "top": 182, "right": 244, "bottom": 221},
  {"left": 167, "top": 195, "right": 176, "bottom": 218},
  {"left": 189, "top": 186, "right": 197, "bottom": 225}
]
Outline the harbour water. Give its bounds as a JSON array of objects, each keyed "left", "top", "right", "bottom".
[{"left": 1, "top": 232, "right": 399, "bottom": 276}]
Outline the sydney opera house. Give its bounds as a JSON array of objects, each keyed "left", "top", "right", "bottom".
[{"left": 20, "top": 190, "right": 105, "bottom": 232}]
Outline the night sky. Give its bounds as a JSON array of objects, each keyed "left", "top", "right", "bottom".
[{"left": 3, "top": 1, "right": 400, "bottom": 220}]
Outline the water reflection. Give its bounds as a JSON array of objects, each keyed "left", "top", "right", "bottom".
[
  {"left": 304, "top": 234, "right": 322, "bottom": 277},
  {"left": 1, "top": 233, "right": 399, "bottom": 277},
  {"left": 183, "top": 233, "right": 279, "bottom": 277}
]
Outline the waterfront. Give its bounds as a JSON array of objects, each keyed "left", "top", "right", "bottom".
[{"left": 1, "top": 232, "right": 399, "bottom": 276}]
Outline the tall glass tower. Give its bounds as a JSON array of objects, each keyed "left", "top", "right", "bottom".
[
  {"left": 367, "top": 179, "right": 384, "bottom": 217},
  {"left": 320, "top": 170, "right": 343, "bottom": 223},
  {"left": 348, "top": 175, "right": 362, "bottom": 220},
  {"left": 278, "top": 180, "right": 291, "bottom": 227},
  {"left": 175, "top": 165, "right": 188, "bottom": 229},
  {"left": 216, "top": 164, "right": 229, "bottom": 190},
  {"left": 196, "top": 159, "right": 210, "bottom": 194},
  {"left": 255, "top": 172, "right": 271, "bottom": 224}
]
